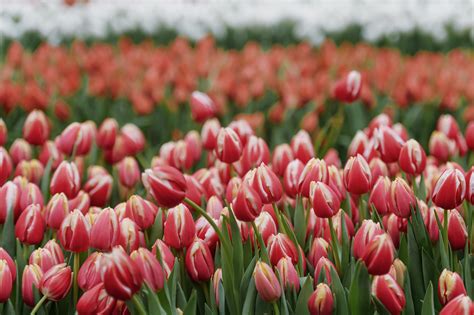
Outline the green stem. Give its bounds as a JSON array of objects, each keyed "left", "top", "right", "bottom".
[
  {"left": 73, "top": 252, "right": 80, "bottom": 306},
  {"left": 200, "top": 282, "right": 211, "bottom": 306},
  {"left": 30, "top": 295, "right": 48, "bottom": 315},
  {"left": 272, "top": 301, "right": 280, "bottom": 315},
  {"left": 272, "top": 203, "right": 284, "bottom": 233},
  {"left": 443, "top": 209, "right": 449, "bottom": 255},
  {"left": 328, "top": 216, "right": 341, "bottom": 273},
  {"left": 131, "top": 295, "right": 147, "bottom": 315}
]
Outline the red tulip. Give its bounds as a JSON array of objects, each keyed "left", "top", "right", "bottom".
[
  {"left": 361, "top": 233, "right": 395, "bottom": 275},
  {"left": 201, "top": 118, "right": 221, "bottom": 150},
  {"left": 388, "top": 259, "right": 407, "bottom": 287},
  {"left": 19, "top": 182, "right": 43, "bottom": 211},
  {"left": 432, "top": 168, "right": 466, "bottom": 209},
  {"left": 15, "top": 203, "right": 45, "bottom": 245},
  {"left": 308, "top": 283, "right": 334, "bottom": 315},
  {"left": 353, "top": 220, "right": 384, "bottom": 259},
  {"left": 0, "top": 181, "right": 20, "bottom": 224},
  {"left": 372, "top": 274, "right": 406, "bottom": 315},
  {"left": 206, "top": 196, "right": 223, "bottom": 219},
  {"left": 142, "top": 165, "right": 187, "bottom": 208},
  {"left": 43, "top": 239, "right": 64, "bottom": 264},
  {"left": 332, "top": 70, "right": 362, "bottom": 103},
  {"left": 103, "top": 246, "right": 143, "bottom": 300},
  {"left": 310, "top": 181, "right": 340, "bottom": 218},
  {"left": 465, "top": 167, "right": 474, "bottom": 205},
  {"left": 308, "top": 237, "right": 329, "bottom": 268},
  {"left": 121, "top": 123, "right": 145, "bottom": 155},
  {"left": 348, "top": 131, "right": 369, "bottom": 157},
  {"left": 39, "top": 263, "right": 73, "bottom": 301},
  {"left": 0, "top": 259, "right": 13, "bottom": 302},
  {"left": 429, "top": 131, "right": 457, "bottom": 163},
  {"left": 184, "top": 174, "right": 206, "bottom": 206},
  {"left": 283, "top": 159, "right": 304, "bottom": 198},
  {"left": 131, "top": 248, "right": 165, "bottom": 291},
  {"left": 0, "top": 248, "right": 16, "bottom": 281},
  {"left": 170, "top": 140, "right": 194, "bottom": 171},
  {"left": 83, "top": 174, "right": 113, "bottom": 207},
  {"left": 125, "top": 195, "right": 158, "bottom": 230},
  {"left": 90, "top": 207, "right": 119, "bottom": 251},
  {"left": 253, "top": 211, "right": 277, "bottom": 245},
  {"left": 185, "top": 239, "right": 215, "bottom": 282},
  {"left": 50, "top": 161, "right": 81, "bottom": 198},
  {"left": 212, "top": 269, "right": 223, "bottom": 305},
  {"left": 77, "top": 283, "right": 117, "bottom": 315},
  {"left": 58, "top": 209, "right": 91, "bottom": 253},
  {"left": 253, "top": 261, "right": 281, "bottom": 302},
  {"left": 298, "top": 158, "right": 328, "bottom": 197},
  {"left": 374, "top": 126, "right": 405, "bottom": 163},
  {"left": 276, "top": 257, "right": 300, "bottom": 291},
  {"left": 117, "top": 218, "right": 145, "bottom": 253},
  {"left": 389, "top": 178, "right": 416, "bottom": 218},
  {"left": 22, "top": 264, "right": 43, "bottom": 306},
  {"left": 369, "top": 176, "right": 391, "bottom": 215},
  {"left": 184, "top": 131, "right": 202, "bottom": 163},
  {"left": 151, "top": 239, "right": 175, "bottom": 278},
  {"left": 195, "top": 216, "right": 219, "bottom": 252},
  {"left": 272, "top": 144, "right": 294, "bottom": 177},
  {"left": 9, "top": 139, "right": 31, "bottom": 165},
  {"left": 247, "top": 163, "right": 283, "bottom": 204},
  {"left": 438, "top": 269, "right": 467, "bottom": 305},
  {"left": 68, "top": 190, "right": 90, "bottom": 215},
  {"left": 368, "top": 158, "right": 389, "bottom": 186},
  {"left": 38, "top": 141, "right": 64, "bottom": 170},
  {"left": 232, "top": 182, "right": 263, "bottom": 222},
  {"left": 78, "top": 252, "right": 107, "bottom": 291},
  {"left": 29, "top": 248, "right": 56, "bottom": 273},
  {"left": 23, "top": 110, "right": 50, "bottom": 145},
  {"left": 214, "top": 127, "right": 242, "bottom": 163},
  {"left": 448, "top": 209, "right": 468, "bottom": 251},
  {"left": 398, "top": 139, "right": 426, "bottom": 175},
  {"left": 97, "top": 118, "right": 118, "bottom": 150},
  {"left": 45, "top": 193, "right": 69, "bottom": 230},
  {"left": 343, "top": 154, "right": 372, "bottom": 195},
  {"left": 190, "top": 91, "right": 216, "bottom": 123},
  {"left": 291, "top": 130, "right": 314, "bottom": 163},
  {"left": 439, "top": 295, "right": 474, "bottom": 315},
  {"left": 267, "top": 233, "right": 298, "bottom": 266},
  {"left": 228, "top": 120, "right": 254, "bottom": 147},
  {"left": 164, "top": 204, "right": 196, "bottom": 249},
  {"left": 0, "top": 148, "right": 13, "bottom": 186},
  {"left": 314, "top": 257, "right": 335, "bottom": 284},
  {"left": 117, "top": 156, "right": 140, "bottom": 189},
  {"left": 383, "top": 213, "right": 405, "bottom": 248},
  {"left": 56, "top": 122, "right": 92, "bottom": 156}
]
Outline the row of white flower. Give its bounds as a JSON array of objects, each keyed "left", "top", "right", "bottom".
[{"left": 1, "top": 0, "right": 472, "bottom": 45}]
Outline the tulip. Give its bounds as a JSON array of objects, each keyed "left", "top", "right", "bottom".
[
  {"left": 310, "top": 181, "right": 340, "bottom": 218},
  {"left": 206, "top": 196, "right": 223, "bottom": 219},
  {"left": 103, "top": 246, "right": 143, "bottom": 300},
  {"left": 131, "top": 248, "right": 165, "bottom": 291},
  {"left": 184, "top": 174, "right": 206, "bottom": 207},
  {"left": 322, "top": 209, "right": 355, "bottom": 243},
  {"left": 190, "top": 91, "right": 216, "bottom": 123},
  {"left": 97, "top": 118, "right": 118, "bottom": 150},
  {"left": 58, "top": 209, "right": 91, "bottom": 253},
  {"left": 39, "top": 263, "right": 73, "bottom": 301},
  {"left": 332, "top": 70, "right": 361, "bottom": 103},
  {"left": 0, "top": 248, "right": 16, "bottom": 282},
  {"left": 267, "top": 233, "right": 298, "bottom": 266},
  {"left": 232, "top": 182, "right": 263, "bottom": 222},
  {"left": 374, "top": 126, "right": 405, "bottom": 163},
  {"left": 0, "top": 259, "right": 13, "bottom": 302},
  {"left": 67, "top": 190, "right": 90, "bottom": 215},
  {"left": 212, "top": 269, "right": 223, "bottom": 305},
  {"left": 343, "top": 154, "right": 372, "bottom": 195},
  {"left": 291, "top": 130, "right": 314, "bottom": 163},
  {"left": 23, "top": 110, "right": 50, "bottom": 145},
  {"left": 76, "top": 283, "right": 117, "bottom": 315},
  {"left": 466, "top": 121, "right": 474, "bottom": 151},
  {"left": 56, "top": 122, "right": 92, "bottom": 156},
  {"left": 439, "top": 295, "right": 474, "bottom": 315},
  {"left": 276, "top": 257, "right": 300, "bottom": 291},
  {"left": 44, "top": 193, "right": 69, "bottom": 230},
  {"left": 253, "top": 211, "right": 278, "bottom": 245},
  {"left": 298, "top": 158, "right": 328, "bottom": 197},
  {"left": 368, "top": 158, "right": 389, "bottom": 185},
  {"left": 185, "top": 239, "right": 215, "bottom": 282},
  {"left": 44, "top": 239, "right": 64, "bottom": 264},
  {"left": 50, "top": 161, "right": 81, "bottom": 198},
  {"left": 361, "top": 233, "right": 395, "bottom": 275},
  {"left": 22, "top": 264, "right": 43, "bottom": 306},
  {"left": 77, "top": 252, "right": 107, "bottom": 291},
  {"left": 164, "top": 204, "right": 196, "bottom": 249},
  {"left": 9, "top": 139, "right": 31, "bottom": 165},
  {"left": 228, "top": 120, "right": 254, "bottom": 146},
  {"left": 83, "top": 174, "right": 113, "bottom": 207},
  {"left": 19, "top": 182, "right": 44, "bottom": 211},
  {"left": 372, "top": 274, "right": 406, "bottom": 315},
  {"left": 431, "top": 168, "right": 466, "bottom": 209},
  {"left": 214, "top": 127, "right": 242, "bottom": 163},
  {"left": 195, "top": 216, "right": 219, "bottom": 252},
  {"left": 283, "top": 159, "right": 304, "bottom": 198},
  {"left": 438, "top": 269, "right": 467, "bottom": 305},
  {"left": 117, "top": 218, "right": 145, "bottom": 253},
  {"left": 447, "top": 209, "right": 468, "bottom": 251},
  {"left": 314, "top": 257, "right": 335, "bottom": 284},
  {"left": 0, "top": 148, "right": 13, "bottom": 186},
  {"left": 348, "top": 131, "right": 369, "bottom": 157},
  {"left": 38, "top": 141, "right": 64, "bottom": 170},
  {"left": 253, "top": 261, "right": 281, "bottom": 302},
  {"left": 184, "top": 131, "right": 202, "bottom": 163},
  {"left": 29, "top": 248, "right": 56, "bottom": 273},
  {"left": 308, "top": 237, "right": 329, "bottom": 267},
  {"left": 389, "top": 178, "right": 416, "bottom": 218},
  {"left": 308, "top": 283, "right": 334, "bottom": 315},
  {"left": 170, "top": 140, "right": 194, "bottom": 171},
  {"left": 15, "top": 204, "right": 45, "bottom": 245},
  {"left": 151, "top": 239, "right": 175, "bottom": 278},
  {"left": 369, "top": 176, "right": 391, "bottom": 215},
  {"left": 465, "top": 167, "right": 474, "bottom": 205},
  {"left": 125, "top": 195, "right": 158, "bottom": 230},
  {"left": 0, "top": 181, "right": 20, "bottom": 224},
  {"left": 121, "top": 124, "right": 145, "bottom": 155},
  {"left": 398, "top": 139, "right": 426, "bottom": 175},
  {"left": 247, "top": 163, "right": 283, "bottom": 204},
  {"left": 201, "top": 118, "right": 221, "bottom": 150},
  {"left": 90, "top": 207, "right": 119, "bottom": 251},
  {"left": 353, "top": 220, "right": 384, "bottom": 259},
  {"left": 383, "top": 213, "right": 404, "bottom": 248},
  {"left": 142, "top": 166, "right": 187, "bottom": 208},
  {"left": 272, "top": 144, "right": 294, "bottom": 177},
  {"left": 194, "top": 168, "right": 224, "bottom": 198},
  {"left": 117, "top": 156, "right": 140, "bottom": 189},
  {"left": 429, "top": 131, "right": 457, "bottom": 163},
  {"left": 388, "top": 259, "right": 406, "bottom": 287}
]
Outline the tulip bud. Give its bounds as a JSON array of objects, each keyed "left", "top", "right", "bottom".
[
  {"left": 131, "top": 248, "right": 165, "bottom": 291},
  {"left": 77, "top": 283, "right": 117, "bottom": 315},
  {"left": 195, "top": 216, "right": 219, "bottom": 252},
  {"left": 448, "top": 209, "right": 468, "bottom": 251},
  {"left": 214, "top": 127, "right": 242, "bottom": 164},
  {"left": 310, "top": 181, "right": 340, "bottom": 218},
  {"left": 83, "top": 174, "right": 113, "bottom": 207},
  {"left": 97, "top": 118, "right": 118, "bottom": 150},
  {"left": 190, "top": 91, "right": 216, "bottom": 123},
  {"left": 314, "top": 257, "right": 335, "bottom": 284},
  {"left": 103, "top": 246, "right": 143, "bottom": 300},
  {"left": 353, "top": 220, "right": 384, "bottom": 259},
  {"left": 308, "top": 283, "right": 334, "bottom": 315},
  {"left": 253, "top": 211, "right": 277, "bottom": 245},
  {"left": 308, "top": 237, "right": 329, "bottom": 268},
  {"left": 38, "top": 141, "right": 64, "bottom": 171},
  {"left": 398, "top": 139, "right": 426, "bottom": 175},
  {"left": 185, "top": 239, "right": 214, "bottom": 282},
  {"left": 0, "top": 259, "right": 13, "bottom": 303},
  {"left": 125, "top": 195, "right": 158, "bottom": 230},
  {"left": 45, "top": 193, "right": 69, "bottom": 230},
  {"left": 164, "top": 204, "right": 196, "bottom": 250},
  {"left": 291, "top": 130, "right": 314, "bottom": 163},
  {"left": 170, "top": 140, "right": 194, "bottom": 171},
  {"left": 253, "top": 261, "right": 281, "bottom": 302},
  {"left": 439, "top": 295, "right": 474, "bottom": 315},
  {"left": 232, "top": 182, "right": 263, "bottom": 222},
  {"left": 267, "top": 233, "right": 298, "bottom": 266},
  {"left": 151, "top": 239, "right": 175, "bottom": 278},
  {"left": 368, "top": 158, "right": 389, "bottom": 186},
  {"left": 59, "top": 209, "right": 91, "bottom": 252},
  {"left": 39, "top": 263, "right": 73, "bottom": 301},
  {"left": 348, "top": 131, "right": 369, "bottom": 157},
  {"left": 389, "top": 178, "right": 416, "bottom": 218},
  {"left": 372, "top": 274, "right": 406, "bottom": 315},
  {"left": 201, "top": 118, "right": 221, "bottom": 150},
  {"left": 465, "top": 167, "right": 474, "bottom": 205},
  {"left": 68, "top": 190, "right": 90, "bottom": 215},
  {"left": 183, "top": 174, "right": 205, "bottom": 207},
  {"left": 15, "top": 204, "right": 45, "bottom": 245},
  {"left": 322, "top": 209, "right": 355, "bottom": 243},
  {"left": 283, "top": 159, "right": 304, "bottom": 198},
  {"left": 228, "top": 120, "right": 254, "bottom": 147},
  {"left": 121, "top": 124, "right": 145, "bottom": 156},
  {"left": 0, "top": 119, "right": 6, "bottom": 146},
  {"left": 236, "top": 136, "right": 270, "bottom": 175},
  {"left": 14, "top": 159, "right": 44, "bottom": 185},
  {"left": 9, "top": 139, "right": 32, "bottom": 165},
  {"left": 276, "top": 257, "right": 300, "bottom": 291},
  {"left": 194, "top": 168, "right": 224, "bottom": 198},
  {"left": 0, "top": 148, "right": 13, "bottom": 186},
  {"left": 29, "top": 248, "right": 56, "bottom": 273},
  {"left": 90, "top": 207, "right": 119, "bottom": 251},
  {"left": 0, "top": 248, "right": 15, "bottom": 283},
  {"left": 117, "top": 218, "right": 145, "bottom": 253},
  {"left": 361, "top": 233, "right": 395, "bottom": 275},
  {"left": 343, "top": 154, "right": 372, "bottom": 195},
  {"left": 0, "top": 182, "right": 20, "bottom": 225},
  {"left": 432, "top": 168, "right": 466, "bottom": 209},
  {"left": 77, "top": 252, "right": 107, "bottom": 291},
  {"left": 373, "top": 126, "right": 405, "bottom": 163},
  {"left": 22, "top": 264, "right": 43, "bottom": 306},
  {"left": 56, "top": 123, "right": 91, "bottom": 156},
  {"left": 438, "top": 269, "right": 467, "bottom": 305},
  {"left": 247, "top": 163, "right": 283, "bottom": 204},
  {"left": 117, "top": 157, "right": 140, "bottom": 189},
  {"left": 272, "top": 144, "right": 294, "bottom": 177},
  {"left": 212, "top": 268, "right": 223, "bottom": 305},
  {"left": 388, "top": 259, "right": 406, "bottom": 287},
  {"left": 429, "top": 131, "right": 457, "bottom": 163},
  {"left": 43, "top": 239, "right": 64, "bottom": 264},
  {"left": 50, "top": 161, "right": 81, "bottom": 198},
  {"left": 185, "top": 131, "right": 202, "bottom": 162},
  {"left": 383, "top": 213, "right": 405, "bottom": 248},
  {"left": 205, "top": 196, "right": 223, "bottom": 220},
  {"left": 332, "top": 70, "right": 361, "bottom": 103},
  {"left": 142, "top": 166, "right": 187, "bottom": 208},
  {"left": 298, "top": 158, "right": 328, "bottom": 197},
  {"left": 19, "top": 182, "right": 44, "bottom": 211},
  {"left": 23, "top": 110, "right": 49, "bottom": 145},
  {"left": 368, "top": 176, "right": 391, "bottom": 215}
]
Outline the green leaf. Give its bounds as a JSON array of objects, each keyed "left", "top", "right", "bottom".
[
  {"left": 403, "top": 271, "right": 415, "bottom": 315},
  {"left": 373, "top": 296, "right": 391, "bottom": 315},
  {"left": 40, "top": 158, "right": 53, "bottom": 202},
  {"left": 421, "top": 248, "right": 438, "bottom": 291},
  {"left": 295, "top": 277, "right": 313, "bottom": 315},
  {"left": 145, "top": 285, "right": 166, "bottom": 315},
  {"left": 183, "top": 290, "right": 197, "bottom": 315},
  {"left": 330, "top": 267, "right": 349, "bottom": 315},
  {"left": 407, "top": 223, "right": 425, "bottom": 312},
  {"left": 240, "top": 256, "right": 257, "bottom": 301},
  {"left": 149, "top": 209, "right": 164, "bottom": 244},
  {"left": 293, "top": 196, "right": 306, "bottom": 248},
  {"left": 348, "top": 262, "right": 371, "bottom": 315},
  {"left": 463, "top": 247, "right": 473, "bottom": 299},
  {"left": 242, "top": 280, "right": 256, "bottom": 315},
  {"left": 420, "top": 282, "right": 435, "bottom": 315},
  {"left": 218, "top": 282, "right": 226, "bottom": 315},
  {"left": 1, "top": 205, "right": 15, "bottom": 257}
]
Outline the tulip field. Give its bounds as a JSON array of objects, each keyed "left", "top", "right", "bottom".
[{"left": 1, "top": 2, "right": 474, "bottom": 315}]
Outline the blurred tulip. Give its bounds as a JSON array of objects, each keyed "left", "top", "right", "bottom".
[
  {"left": 0, "top": 119, "right": 6, "bottom": 146},
  {"left": 398, "top": 139, "right": 426, "bottom": 175},
  {"left": 44, "top": 239, "right": 64, "bottom": 264},
  {"left": 19, "top": 182, "right": 43, "bottom": 211},
  {"left": 77, "top": 252, "right": 107, "bottom": 291},
  {"left": 76, "top": 283, "right": 117, "bottom": 315},
  {"left": 201, "top": 118, "right": 221, "bottom": 150},
  {"left": 439, "top": 295, "right": 474, "bottom": 315},
  {"left": 283, "top": 159, "right": 304, "bottom": 198},
  {"left": 117, "top": 157, "right": 140, "bottom": 189},
  {"left": 117, "top": 218, "right": 144, "bottom": 253},
  {"left": 272, "top": 144, "right": 294, "bottom": 177},
  {"left": 291, "top": 130, "right": 314, "bottom": 163},
  {"left": 68, "top": 190, "right": 90, "bottom": 215},
  {"left": 9, "top": 139, "right": 31, "bottom": 165},
  {"left": 465, "top": 167, "right": 474, "bottom": 205},
  {"left": 447, "top": 209, "right": 468, "bottom": 251},
  {"left": 23, "top": 110, "right": 49, "bottom": 145},
  {"left": 215, "top": 127, "right": 242, "bottom": 164},
  {"left": 142, "top": 165, "right": 187, "bottom": 208},
  {"left": 50, "top": 161, "right": 81, "bottom": 198},
  {"left": 125, "top": 195, "right": 158, "bottom": 230},
  {"left": 29, "top": 248, "right": 56, "bottom": 273},
  {"left": 253, "top": 261, "right": 281, "bottom": 302},
  {"left": 121, "top": 124, "right": 145, "bottom": 155},
  {"left": 228, "top": 120, "right": 254, "bottom": 146},
  {"left": 248, "top": 163, "right": 283, "bottom": 204},
  {"left": 97, "top": 118, "right": 118, "bottom": 150},
  {"left": 232, "top": 182, "right": 263, "bottom": 222},
  {"left": 38, "top": 141, "right": 64, "bottom": 170},
  {"left": 212, "top": 269, "right": 223, "bottom": 305},
  {"left": 466, "top": 121, "right": 474, "bottom": 151},
  {"left": 348, "top": 131, "right": 368, "bottom": 157},
  {"left": 151, "top": 239, "right": 175, "bottom": 278},
  {"left": 374, "top": 126, "right": 405, "bottom": 163},
  {"left": 254, "top": 211, "right": 277, "bottom": 245},
  {"left": 372, "top": 274, "right": 406, "bottom": 315},
  {"left": 83, "top": 174, "right": 113, "bottom": 207},
  {"left": 190, "top": 91, "right": 216, "bottom": 123},
  {"left": 298, "top": 158, "right": 328, "bottom": 197},
  {"left": 0, "top": 248, "right": 16, "bottom": 281},
  {"left": 429, "top": 131, "right": 457, "bottom": 163},
  {"left": 308, "top": 237, "right": 329, "bottom": 268},
  {"left": 332, "top": 70, "right": 361, "bottom": 103},
  {"left": 308, "top": 283, "right": 334, "bottom": 315},
  {"left": 369, "top": 176, "right": 391, "bottom": 215},
  {"left": 314, "top": 257, "right": 335, "bottom": 284},
  {"left": 0, "top": 148, "right": 13, "bottom": 185},
  {"left": 39, "top": 263, "right": 73, "bottom": 301}
]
